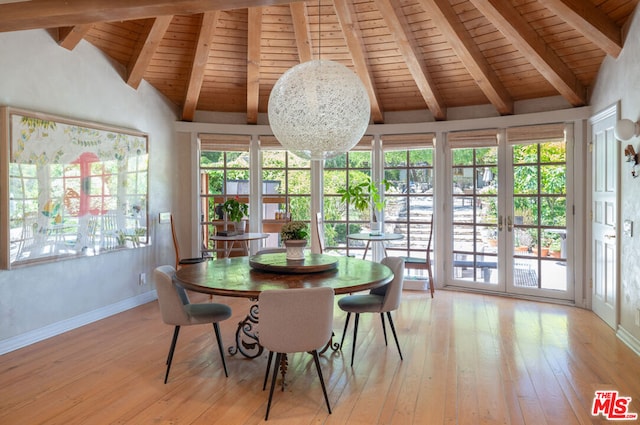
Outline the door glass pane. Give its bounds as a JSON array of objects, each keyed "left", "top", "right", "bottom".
[
  {"left": 511, "top": 142, "right": 567, "bottom": 291},
  {"left": 452, "top": 147, "right": 498, "bottom": 285}
]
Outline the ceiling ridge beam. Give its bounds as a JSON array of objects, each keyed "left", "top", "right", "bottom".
[
  {"left": 290, "top": 2, "right": 313, "bottom": 63},
  {"left": 334, "top": 0, "right": 384, "bottom": 123},
  {"left": 0, "top": 0, "right": 293, "bottom": 33},
  {"left": 418, "top": 0, "right": 513, "bottom": 116},
  {"left": 538, "top": 0, "right": 622, "bottom": 58},
  {"left": 246, "top": 7, "right": 262, "bottom": 125},
  {"left": 470, "top": 0, "right": 586, "bottom": 107},
  {"left": 127, "top": 15, "right": 173, "bottom": 90},
  {"left": 374, "top": 0, "right": 446, "bottom": 120},
  {"left": 57, "top": 24, "right": 93, "bottom": 50},
  {"left": 183, "top": 11, "right": 219, "bottom": 122}
]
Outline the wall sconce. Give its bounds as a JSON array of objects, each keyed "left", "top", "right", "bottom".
[
  {"left": 624, "top": 144, "right": 639, "bottom": 178},
  {"left": 616, "top": 119, "right": 640, "bottom": 177},
  {"left": 614, "top": 118, "right": 640, "bottom": 141}
]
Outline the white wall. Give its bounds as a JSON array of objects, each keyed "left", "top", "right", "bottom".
[
  {"left": 0, "top": 30, "right": 179, "bottom": 353},
  {"left": 591, "top": 7, "right": 640, "bottom": 347}
]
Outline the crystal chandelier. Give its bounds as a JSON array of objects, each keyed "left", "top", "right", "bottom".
[{"left": 268, "top": 59, "right": 371, "bottom": 161}]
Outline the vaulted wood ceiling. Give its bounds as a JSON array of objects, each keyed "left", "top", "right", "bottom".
[{"left": 1, "top": 0, "right": 637, "bottom": 123}]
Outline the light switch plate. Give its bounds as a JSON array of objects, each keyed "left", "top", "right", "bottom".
[
  {"left": 159, "top": 212, "right": 171, "bottom": 224},
  {"left": 623, "top": 219, "right": 633, "bottom": 237}
]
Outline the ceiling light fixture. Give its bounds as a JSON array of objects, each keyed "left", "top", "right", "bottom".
[{"left": 267, "top": 4, "right": 370, "bottom": 161}]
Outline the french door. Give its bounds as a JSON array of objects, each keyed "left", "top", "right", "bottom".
[{"left": 447, "top": 126, "right": 573, "bottom": 301}]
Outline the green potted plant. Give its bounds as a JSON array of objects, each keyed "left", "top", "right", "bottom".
[
  {"left": 280, "top": 221, "right": 309, "bottom": 260},
  {"left": 539, "top": 236, "right": 553, "bottom": 257},
  {"left": 337, "top": 177, "right": 390, "bottom": 235},
  {"left": 549, "top": 239, "right": 562, "bottom": 258},
  {"left": 222, "top": 196, "right": 248, "bottom": 233}
]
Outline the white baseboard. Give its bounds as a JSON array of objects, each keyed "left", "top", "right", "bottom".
[
  {"left": 0, "top": 291, "right": 158, "bottom": 355},
  {"left": 617, "top": 325, "right": 640, "bottom": 357}
]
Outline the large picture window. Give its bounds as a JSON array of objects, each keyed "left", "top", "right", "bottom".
[
  {"left": 199, "top": 134, "right": 251, "bottom": 258},
  {"left": 382, "top": 134, "right": 435, "bottom": 271},
  {"left": 323, "top": 148, "right": 373, "bottom": 256},
  {"left": 260, "top": 142, "right": 311, "bottom": 248}
]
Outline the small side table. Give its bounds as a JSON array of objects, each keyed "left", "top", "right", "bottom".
[
  {"left": 346, "top": 232, "right": 404, "bottom": 259},
  {"left": 210, "top": 232, "right": 269, "bottom": 258}
]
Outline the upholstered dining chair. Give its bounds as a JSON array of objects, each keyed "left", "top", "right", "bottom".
[
  {"left": 154, "top": 265, "right": 232, "bottom": 383},
  {"left": 402, "top": 217, "right": 434, "bottom": 298},
  {"left": 170, "top": 214, "right": 207, "bottom": 270},
  {"left": 338, "top": 256, "right": 405, "bottom": 367},
  {"left": 259, "top": 286, "right": 334, "bottom": 420}
]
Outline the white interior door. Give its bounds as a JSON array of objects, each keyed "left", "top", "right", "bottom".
[{"left": 590, "top": 106, "right": 618, "bottom": 329}]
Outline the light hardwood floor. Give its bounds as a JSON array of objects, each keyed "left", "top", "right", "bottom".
[{"left": 1, "top": 289, "right": 639, "bottom": 424}]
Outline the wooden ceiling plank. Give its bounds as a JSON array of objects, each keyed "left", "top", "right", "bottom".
[
  {"left": 333, "top": 0, "right": 384, "bottom": 123},
  {"left": 418, "top": 0, "right": 513, "bottom": 116},
  {"left": 538, "top": 0, "right": 622, "bottom": 58},
  {"left": 246, "top": 7, "right": 262, "bottom": 124},
  {"left": 58, "top": 24, "right": 93, "bottom": 50},
  {"left": 374, "top": 0, "right": 446, "bottom": 120},
  {"left": 183, "top": 11, "right": 220, "bottom": 122},
  {"left": 0, "top": 0, "right": 293, "bottom": 32},
  {"left": 470, "top": 0, "right": 586, "bottom": 106},
  {"left": 289, "top": 2, "right": 313, "bottom": 63},
  {"left": 127, "top": 16, "right": 173, "bottom": 89}
]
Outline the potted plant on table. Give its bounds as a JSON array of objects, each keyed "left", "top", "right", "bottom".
[
  {"left": 280, "top": 221, "right": 309, "bottom": 260},
  {"left": 337, "top": 176, "right": 390, "bottom": 235},
  {"left": 222, "top": 196, "right": 248, "bottom": 234}
]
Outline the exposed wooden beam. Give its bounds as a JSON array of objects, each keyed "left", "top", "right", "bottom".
[
  {"left": 538, "top": 0, "right": 622, "bottom": 58},
  {"left": 0, "top": 0, "right": 293, "bottom": 32},
  {"left": 470, "top": 0, "right": 586, "bottom": 107},
  {"left": 289, "top": 2, "right": 313, "bottom": 63},
  {"left": 374, "top": 0, "right": 446, "bottom": 120},
  {"left": 334, "top": 0, "right": 384, "bottom": 124},
  {"left": 127, "top": 16, "right": 173, "bottom": 90},
  {"left": 57, "top": 24, "right": 93, "bottom": 50},
  {"left": 246, "top": 7, "right": 262, "bottom": 125},
  {"left": 182, "top": 11, "right": 219, "bottom": 122},
  {"left": 417, "top": 0, "right": 513, "bottom": 116}
]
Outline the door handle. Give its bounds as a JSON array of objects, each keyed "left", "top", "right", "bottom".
[
  {"left": 498, "top": 215, "right": 503, "bottom": 232},
  {"left": 507, "top": 215, "right": 513, "bottom": 232},
  {"left": 604, "top": 233, "right": 616, "bottom": 239}
]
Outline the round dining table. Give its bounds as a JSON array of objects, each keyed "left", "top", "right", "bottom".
[{"left": 174, "top": 253, "right": 393, "bottom": 358}]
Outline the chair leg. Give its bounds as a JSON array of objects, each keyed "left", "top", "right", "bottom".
[
  {"left": 427, "top": 261, "right": 435, "bottom": 298},
  {"left": 265, "top": 352, "right": 282, "bottom": 420},
  {"left": 212, "top": 322, "right": 228, "bottom": 377},
  {"left": 350, "top": 313, "right": 360, "bottom": 367},
  {"left": 386, "top": 311, "right": 403, "bottom": 361},
  {"left": 339, "top": 312, "right": 351, "bottom": 349},
  {"left": 311, "top": 350, "right": 332, "bottom": 414},
  {"left": 379, "top": 312, "right": 388, "bottom": 346},
  {"left": 263, "top": 351, "right": 274, "bottom": 390},
  {"left": 164, "top": 326, "right": 181, "bottom": 384}
]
